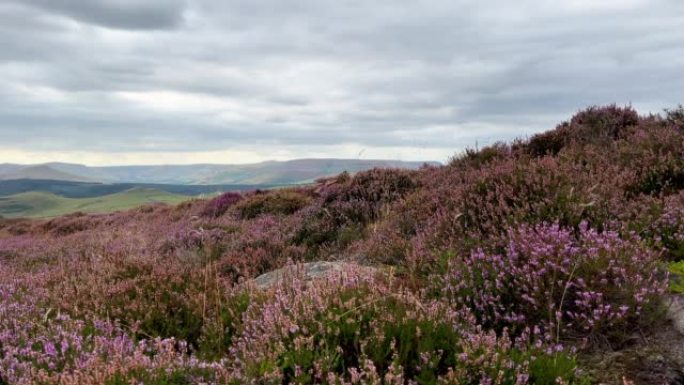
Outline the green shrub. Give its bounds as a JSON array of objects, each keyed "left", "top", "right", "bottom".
[{"left": 669, "top": 261, "right": 684, "bottom": 294}]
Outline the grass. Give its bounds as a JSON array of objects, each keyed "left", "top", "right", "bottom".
[
  {"left": 669, "top": 260, "right": 684, "bottom": 294},
  {"left": 0, "top": 188, "right": 192, "bottom": 218}
]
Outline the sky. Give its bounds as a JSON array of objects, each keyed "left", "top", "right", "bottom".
[{"left": 0, "top": 0, "right": 683, "bottom": 166}]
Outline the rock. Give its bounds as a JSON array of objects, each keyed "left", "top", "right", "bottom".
[
  {"left": 666, "top": 294, "right": 684, "bottom": 335},
  {"left": 252, "top": 261, "right": 374, "bottom": 290}
]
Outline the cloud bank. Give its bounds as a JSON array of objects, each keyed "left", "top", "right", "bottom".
[{"left": 1, "top": 0, "right": 682, "bottom": 165}]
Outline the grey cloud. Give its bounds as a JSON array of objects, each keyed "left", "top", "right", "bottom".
[
  {"left": 0, "top": 0, "right": 683, "bottom": 162},
  {"left": 19, "top": 0, "right": 188, "bottom": 30}
]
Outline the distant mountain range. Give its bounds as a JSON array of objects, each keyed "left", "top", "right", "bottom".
[{"left": 0, "top": 159, "right": 436, "bottom": 185}]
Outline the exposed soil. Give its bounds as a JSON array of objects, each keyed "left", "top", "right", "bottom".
[{"left": 581, "top": 297, "right": 684, "bottom": 385}]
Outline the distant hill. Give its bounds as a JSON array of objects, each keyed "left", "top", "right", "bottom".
[
  {"left": 0, "top": 179, "right": 279, "bottom": 199},
  {"left": 0, "top": 159, "right": 437, "bottom": 185},
  {"left": 0, "top": 165, "right": 95, "bottom": 183},
  {"left": 0, "top": 188, "right": 192, "bottom": 218}
]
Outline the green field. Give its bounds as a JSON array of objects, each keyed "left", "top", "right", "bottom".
[{"left": 0, "top": 188, "right": 192, "bottom": 218}]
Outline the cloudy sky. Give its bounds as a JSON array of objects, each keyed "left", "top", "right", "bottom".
[{"left": 0, "top": 0, "right": 682, "bottom": 165}]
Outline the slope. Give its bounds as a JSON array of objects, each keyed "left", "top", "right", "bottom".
[{"left": 0, "top": 188, "right": 192, "bottom": 218}]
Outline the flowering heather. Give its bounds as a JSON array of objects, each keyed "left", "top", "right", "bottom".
[
  {"left": 0, "top": 266, "right": 229, "bottom": 385},
  {"left": 440, "top": 222, "right": 667, "bottom": 344},
  {"left": 0, "top": 105, "right": 681, "bottom": 383},
  {"left": 201, "top": 192, "right": 243, "bottom": 218},
  {"left": 648, "top": 193, "right": 684, "bottom": 260},
  {"left": 229, "top": 265, "right": 581, "bottom": 384}
]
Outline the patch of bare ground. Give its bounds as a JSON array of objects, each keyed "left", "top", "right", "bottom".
[{"left": 581, "top": 295, "right": 684, "bottom": 385}]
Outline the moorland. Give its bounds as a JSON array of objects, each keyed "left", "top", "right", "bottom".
[{"left": 1, "top": 105, "right": 683, "bottom": 384}]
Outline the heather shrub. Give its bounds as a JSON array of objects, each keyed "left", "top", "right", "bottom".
[
  {"left": 665, "top": 104, "right": 684, "bottom": 129},
  {"left": 649, "top": 196, "right": 684, "bottom": 260},
  {"left": 235, "top": 190, "right": 310, "bottom": 219},
  {"left": 44, "top": 254, "right": 242, "bottom": 356},
  {"left": 201, "top": 192, "right": 242, "bottom": 218},
  {"left": 409, "top": 157, "right": 613, "bottom": 269},
  {"left": 322, "top": 168, "right": 419, "bottom": 209},
  {"left": 629, "top": 154, "right": 684, "bottom": 196},
  {"left": 567, "top": 105, "right": 639, "bottom": 144},
  {"left": 526, "top": 105, "right": 639, "bottom": 158},
  {"left": 220, "top": 215, "right": 306, "bottom": 277},
  {"left": 196, "top": 288, "right": 254, "bottom": 361},
  {"left": 0, "top": 273, "right": 228, "bottom": 385},
  {"left": 41, "top": 212, "right": 104, "bottom": 236},
  {"left": 448, "top": 142, "right": 512, "bottom": 169},
  {"left": 70, "top": 261, "right": 205, "bottom": 346},
  {"left": 527, "top": 124, "right": 570, "bottom": 157},
  {"left": 440, "top": 222, "right": 667, "bottom": 345},
  {"left": 293, "top": 168, "right": 419, "bottom": 254},
  {"left": 622, "top": 125, "right": 684, "bottom": 197},
  {"left": 633, "top": 193, "right": 684, "bottom": 261},
  {"left": 229, "top": 266, "right": 582, "bottom": 384}
]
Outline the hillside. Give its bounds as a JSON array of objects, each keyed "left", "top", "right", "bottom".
[
  {"left": 1, "top": 105, "right": 683, "bottom": 384},
  {"left": 0, "top": 179, "right": 279, "bottom": 199},
  {"left": 0, "top": 188, "right": 192, "bottom": 218},
  {"left": 0, "top": 159, "right": 435, "bottom": 185},
  {"left": 0, "top": 164, "right": 95, "bottom": 182}
]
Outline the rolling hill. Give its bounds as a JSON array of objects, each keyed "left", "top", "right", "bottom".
[
  {"left": 0, "top": 179, "right": 278, "bottom": 199},
  {"left": 0, "top": 165, "right": 95, "bottom": 182},
  {"left": 0, "top": 159, "right": 436, "bottom": 185},
  {"left": 0, "top": 188, "right": 192, "bottom": 218}
]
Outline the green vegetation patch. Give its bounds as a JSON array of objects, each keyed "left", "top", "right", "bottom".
[{"left": 0, "top": 188, "right": 191, "bottom": 218}]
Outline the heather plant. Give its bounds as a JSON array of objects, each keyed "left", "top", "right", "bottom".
[
  {"left": 218, "top": 214, "right": 306, "bottom": 277},
  {"left": 292, "top": 168, "right": 419, "bottom": 256},
  {"left": 38, "top": 245, "right": 255, "bottom": 360},
  {"left": 628, "top": 153, "right": 684, "bottom": 196},
  {"left": 1, "top": 105, "right": 684, "bottom": 383},
  {"left": 649, "top": 195, "right": 684, "bottom": 260},
  {"left": 629, "top": 192, "right": 684, "bottom": 261},
  {"left": 448, "top": 142, "right": 513, "bottom": 169},
  {"left": 397, "top": 156, "right": 616, "bottom": 274},
  {"left": 41, "top": 212, "right": 106, "bottom": 236},
  {"left": 526, "top": 105, "right": 639, "bottom": 157},
  {"left": 229, "top": 266, "right": 582, "bottom": 384},
  {"left": 0, "top": 267, "right": 229, "bottom": 385},
  {"left": 566, "top": 105, "right": 639, "bottom": 144},
  {"left": 440, "top": 222, "right": 667, "bottom": 345},
  {"left": 201, "top": 192, "right": 243, "bottom": 218},
  {"left": 234, "top": 190, "right": 311, "bottom": 219},
  {"left": 665, "top": 104, "right": 684, "bottom": 129}
]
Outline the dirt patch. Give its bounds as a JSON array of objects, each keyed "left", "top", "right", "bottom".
[{"left": 580, "top": 320, "right": 684, "bottom": 384}]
